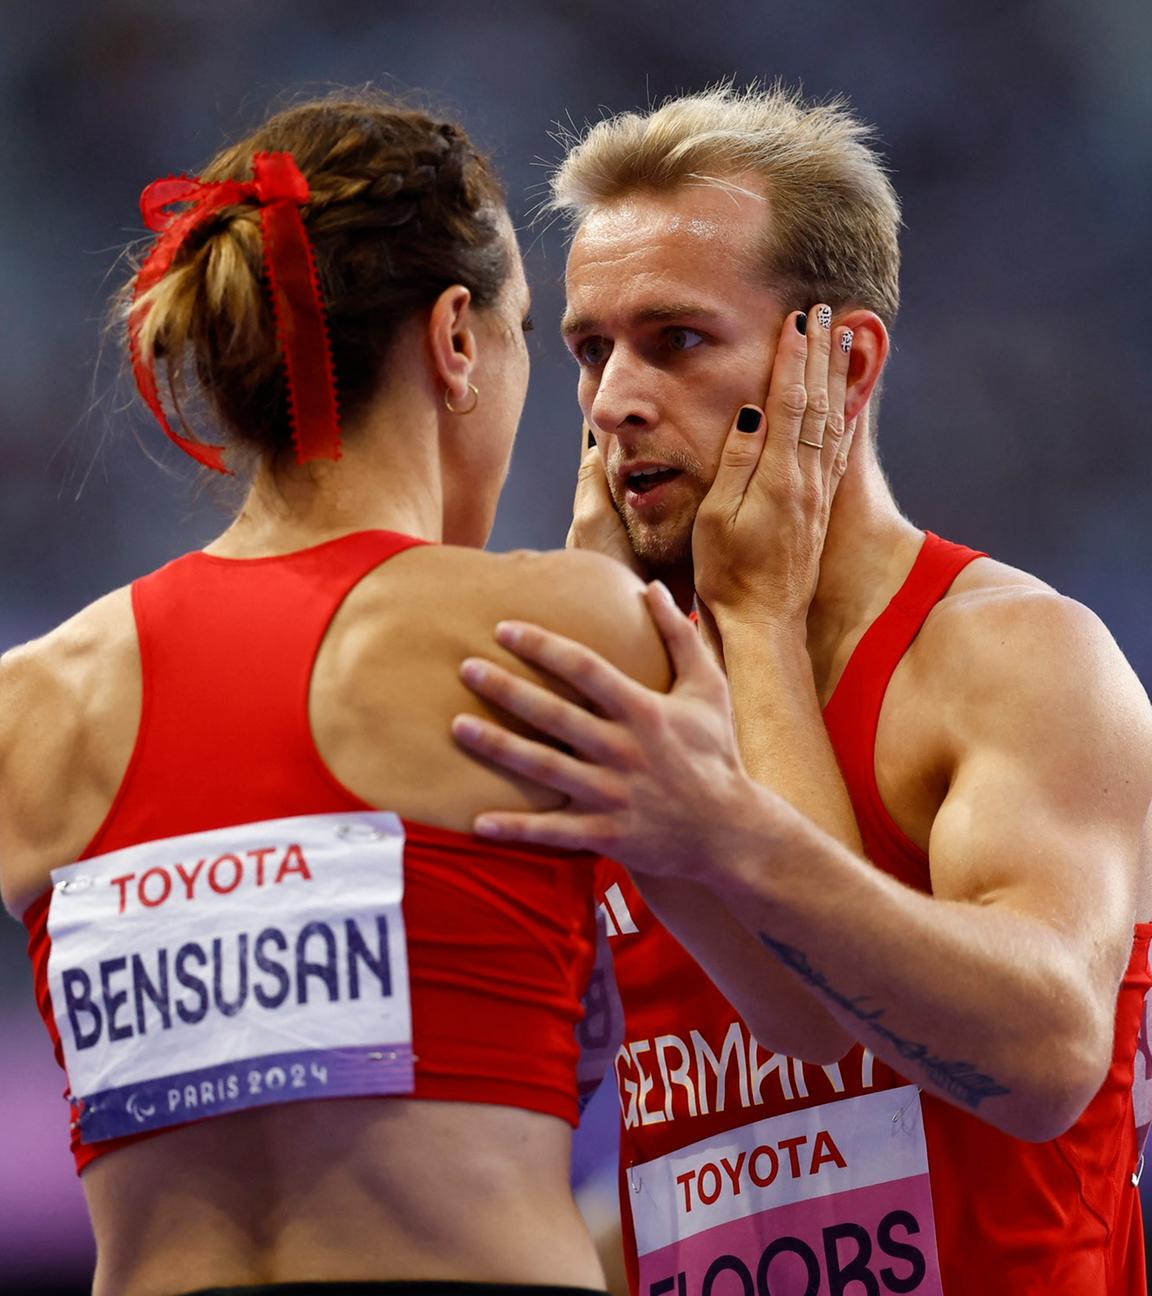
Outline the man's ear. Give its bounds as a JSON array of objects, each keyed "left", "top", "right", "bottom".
[
  {"left": 427, "top": 285, "right": 477, "bottom": 405},
  {"left": 835, "top": 310, "right": 889, "bottom": 421}
]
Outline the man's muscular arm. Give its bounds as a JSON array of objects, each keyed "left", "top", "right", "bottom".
[
  {"left": 728, "top": 587, "right": 1151, "bottom": 1137},
  {"left": 451, "top": 580, "right": 1152, "bottom": 1139}
]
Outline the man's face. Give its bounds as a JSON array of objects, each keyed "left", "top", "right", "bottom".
[{"left": 563, "top": 181, "right": 788, "bottom": 568}]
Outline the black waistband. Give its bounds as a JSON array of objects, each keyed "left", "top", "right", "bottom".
[{"left": 180, "top": 1284, "right": 609, "bottom": 1296}]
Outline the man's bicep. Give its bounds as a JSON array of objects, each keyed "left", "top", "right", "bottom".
[
  {"left": 930, "top": 748, "right": 1132, "bottom": 914},
  {"left": 926, "top": 628, "right": 1151, "bottom": 986}
]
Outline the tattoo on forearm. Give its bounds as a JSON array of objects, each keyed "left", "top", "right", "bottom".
[{"left": 759, "top": 934, "right": 1012, "bottom": 1112}]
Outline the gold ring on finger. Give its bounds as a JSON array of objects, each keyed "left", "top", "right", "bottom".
[{"left": 798, "top": 438, "right": 824, "bottom": 449}]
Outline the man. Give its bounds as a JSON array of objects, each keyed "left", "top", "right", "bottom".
[{"left": 451, "top": 86, "right": 1152, "bottom": 1293}]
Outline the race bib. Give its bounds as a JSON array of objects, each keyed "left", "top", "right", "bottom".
[
  {"left": 46, "top": 812, "right": 413, "bottom": 1143},
  {"left": 629, "top": 1086, "right": 942, "bottom": 1295}
]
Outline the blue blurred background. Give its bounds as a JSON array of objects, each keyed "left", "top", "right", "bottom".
[{"left": 2, "top": 1, "right": 1150, "bottom": 1290}]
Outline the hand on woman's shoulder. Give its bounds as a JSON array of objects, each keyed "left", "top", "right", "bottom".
[{"left": 466, "top": 546, "right": 671, "bottom": 694}]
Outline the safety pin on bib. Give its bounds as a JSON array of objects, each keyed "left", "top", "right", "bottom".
[{"left": 891, "top": 1087, "right": 921, "bottom": 1136}]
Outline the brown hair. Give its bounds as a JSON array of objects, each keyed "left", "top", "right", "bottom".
[
  {"left": 125, "top": 91, "right": 510, "bottom": 462},
  {"left": 549, "top": 83, "right": 901, "bottom": 325}
]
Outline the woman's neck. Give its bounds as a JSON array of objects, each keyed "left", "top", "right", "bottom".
[{"left": 205, "top": 402, "right": 446, "bottom": 558}]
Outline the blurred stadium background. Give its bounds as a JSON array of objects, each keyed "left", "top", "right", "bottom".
[{"left": 1, "top": 1, "right": 1149, "bottom": 1291}]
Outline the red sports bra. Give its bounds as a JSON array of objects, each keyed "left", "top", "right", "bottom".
[{"left": 24, "top": 531, "right": 597, "bottom": 1174}]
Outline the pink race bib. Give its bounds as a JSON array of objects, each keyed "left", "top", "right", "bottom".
[{"left": 628, "top": 1085, "right": 942, "bottom": 1296}]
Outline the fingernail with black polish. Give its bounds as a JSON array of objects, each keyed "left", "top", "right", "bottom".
[
  {"left": 586, "top": 427, "right": 596, "bottom": 450},
  {"left": 795, "top": 312, "right": 808, "bottom": 335},
  {"left": 816, "top": 305, "right": 832, "bottom": 330},
  {"left": 736, "top": 406, "right": 762, "bottom": 433}
]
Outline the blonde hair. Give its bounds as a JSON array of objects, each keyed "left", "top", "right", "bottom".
[{"left": 550, "top": 83, "right": 901, "bottom": 325}]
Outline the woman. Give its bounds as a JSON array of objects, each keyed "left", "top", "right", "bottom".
[{"left": 0, "top": 93, "right": 667, "bottom": 1296}]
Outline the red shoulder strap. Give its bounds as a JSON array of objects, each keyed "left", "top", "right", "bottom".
[
  {"left": 82, "top": 530, "right": 427, "bottom": 858},
  {"left": 823, "top": 532, "right": 986, "bottom": 886}
]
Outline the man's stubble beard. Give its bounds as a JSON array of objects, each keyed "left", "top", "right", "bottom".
[
  {"left": 613, "top": 470, "right": 709, "bottom": 578},
  {"left": 604, "top": 443, "right": 712, "bottom": 575},
  {"left": 623, "top": 509, "right": 694, "bottom": 570}
]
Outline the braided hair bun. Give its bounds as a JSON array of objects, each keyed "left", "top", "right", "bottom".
[{"left": 126, "top": 92, "right": 509, "bottom": 462}]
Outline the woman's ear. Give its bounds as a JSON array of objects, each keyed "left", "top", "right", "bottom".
[
  {"left": 427, "top": 285, "right": 477, "bottom": 406},
  {"left": 835, "top": 309, "right": 889, "bottom": 422}
]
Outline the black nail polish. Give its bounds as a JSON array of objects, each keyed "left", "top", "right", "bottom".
[
  {"left": 795, "top": 312, "right": 808, "bottom": 335},
  {"left": 736, "top": 406, "right": 762, "bottom": 433},
  {"left": 586, "top": 426, "right": 596, "bottom": 450}
]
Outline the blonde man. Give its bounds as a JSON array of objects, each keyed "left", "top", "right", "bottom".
[{"left": 455, "top": 86, "right": 1152, "bottom": 1294}]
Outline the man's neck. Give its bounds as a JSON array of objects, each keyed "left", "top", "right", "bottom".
[
  {"left": 804, "top": 448, "right": 923, "bottom": 695},
  {"left": 677, "top": 433, "right": 922, "bottom": 689},
  {"left": 655, "top": 565, "right": 699, "bottom": 615}
]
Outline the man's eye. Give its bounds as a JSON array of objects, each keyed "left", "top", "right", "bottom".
[
  {"left": 576, "top": 337, "right": 611, "bottom": 366},
  {"left": 666, "top": 327, "right": 705, "bottom": 352}
]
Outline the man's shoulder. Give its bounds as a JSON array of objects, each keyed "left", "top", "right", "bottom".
[
  {"left": 913, "top": 555, "right": 1149, "bottom": 742},
  {"left": 930, "top": 555, "right": 1111, "bottom": 667}
]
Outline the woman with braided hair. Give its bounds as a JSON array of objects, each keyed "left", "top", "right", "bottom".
[{"left": 0, "top": 93, "right": 666, "bottom": 1295}]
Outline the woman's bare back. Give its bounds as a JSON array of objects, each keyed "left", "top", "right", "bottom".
[{"left": 0, "top": 536, "right": 667, "bottom": 1295}]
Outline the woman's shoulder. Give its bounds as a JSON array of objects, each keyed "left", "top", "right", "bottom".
[
  {"left": 0, "top": 586, "right": 139, "bottom": 916},
  {"left": 0, "top": 585, "right": 136, "bottom": 707},
  {"left": 375, "top": 544, "right": 670, "bottom": 692}
]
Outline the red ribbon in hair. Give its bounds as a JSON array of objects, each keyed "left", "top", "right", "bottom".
[{"left": 129, "top": 151, "right": 342, "bottom": 473}]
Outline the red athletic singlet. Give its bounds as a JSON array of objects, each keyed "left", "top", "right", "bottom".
[
  {"left": 25, "top": 531, "right": 597, "bottom": 1174},
  {"left": 598, "top": 532, "right": 1152, "bottom": 1295}
]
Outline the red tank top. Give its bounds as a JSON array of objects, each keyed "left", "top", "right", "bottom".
[
  {"left": 598, "top": 532, "right": 1152, "bottom": 1295},
  {"left": 24, "top": 531, "right": 597, "bottom": 1174}
]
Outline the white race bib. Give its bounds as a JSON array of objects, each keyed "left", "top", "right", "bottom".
[
  {"left": 629, "top": 1086, "right": 943, "bottom": 1295},
  {"left": 47, "top": 812, "right": 413, "bottom": 1143}
]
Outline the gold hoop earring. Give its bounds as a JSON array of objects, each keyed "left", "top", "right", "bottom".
[{"left": 444, "top": 383, "right": 479, "bottom": 416}]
